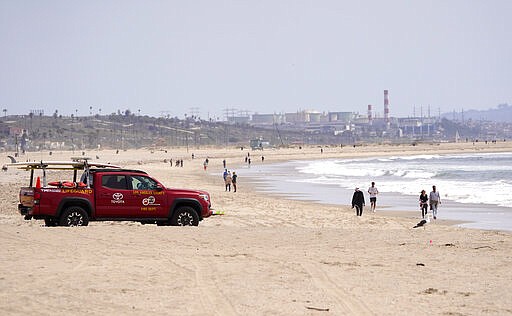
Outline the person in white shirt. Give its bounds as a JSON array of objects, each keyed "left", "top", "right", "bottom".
[
  {"left": 429, "top": 185, "right": 441, "bottom": 219},
  {"left": 368, "top": 182, "right": 379, "bottom": 212}
]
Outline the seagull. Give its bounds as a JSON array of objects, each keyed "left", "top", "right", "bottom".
[{"left": 413, "top": 215, "right": 431, "bottom": 229}]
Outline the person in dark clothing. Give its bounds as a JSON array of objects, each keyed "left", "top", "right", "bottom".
[
  {"left": 232, "top": 171, "right": 237, "bottom": 192},
  {"left": 419, "top": 190, "right": 429, "bottom": 219},
  {"left": 351, "top": 187, "right": 365, "bottom": 216}
]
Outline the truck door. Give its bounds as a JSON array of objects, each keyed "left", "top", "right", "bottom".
[
  {"left": 129, "top": 175, "right": 168, "bottom": 218},
  {"left": 95, "top": 174, "right": 138, "bottom": 217}
]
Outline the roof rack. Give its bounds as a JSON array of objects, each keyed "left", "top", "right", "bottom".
[{"left": 7, "top": 160, "right": 122, "bottom": 188}]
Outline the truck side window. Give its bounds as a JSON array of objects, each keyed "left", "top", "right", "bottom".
[
  {"left": 102, "top": 175, "right": 128, "bottom": 190},
  {"left": 131, "top": 175, "right": 158, "bottom": 190}
]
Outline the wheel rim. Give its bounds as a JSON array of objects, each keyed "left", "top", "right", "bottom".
[
  {"left": 66, "top": 211, "right": 84, "bottom": 226},
  {"left": 177, "top": 212, "right": 193, "bottom": 226}
]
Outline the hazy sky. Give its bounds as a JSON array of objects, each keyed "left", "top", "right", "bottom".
[{"left": 1, "top": 0, "right": 511, "bottom": 120}]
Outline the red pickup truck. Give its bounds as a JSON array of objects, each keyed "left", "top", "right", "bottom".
[{"left": 12, "top": 159, "right": 212, "bottom": 226}]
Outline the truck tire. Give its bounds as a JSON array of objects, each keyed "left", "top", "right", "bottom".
[
  {"left": 171, "top": 206, "right": 199, "bottom": 226},
  {"left": 59, "top": 206, "right": 89, "bottom": 227}
]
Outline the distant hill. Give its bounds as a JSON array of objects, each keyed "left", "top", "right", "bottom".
[{"left": 442, "top": 104, "right": 512, "bottom": 122}]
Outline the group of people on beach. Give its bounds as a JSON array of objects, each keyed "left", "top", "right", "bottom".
[
  {"left": 351, "top": 182, "right": 379, "bottom": 216},
  {"left": 420, "top": 185, "right": 441, "bottom": 219},
  {"left": 351, "top": 182, "right": 441, "bottom": 219},
  {"left": 223, "top": 169, "right": 237, "bottom": 192}
]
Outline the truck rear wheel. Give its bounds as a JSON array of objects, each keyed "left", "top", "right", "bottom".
[
  {"left": 171, "top": 206, "right": 199, "bottom": 226},
  {"left": 59, "top": 206, "right": 89, "bottom": 227}
]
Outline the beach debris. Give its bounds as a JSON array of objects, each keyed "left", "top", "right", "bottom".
[
  {"left": 473, "top": 245, "right": 495, "bottom": 250},
  {"left": 444, "top": 243, "right": 456, "bottom": 247},
  {"left": 416, "top": 263, "right": 425, "bottom": 266},
  {"left": 7, "top": 155, "right": 16, "bottom": 163},
  {"left": 305, "top": 306, "right": 330, "bottom": 312},
  {"left": 211, "top": 210, "right": 225, "bottom": 215},
  {"left": 421, "top": 288, "right": 448, "bottom": 295}
]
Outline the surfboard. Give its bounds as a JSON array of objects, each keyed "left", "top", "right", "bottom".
[{"left": 7, "top": 161, "right": 121, "bottom": 170}]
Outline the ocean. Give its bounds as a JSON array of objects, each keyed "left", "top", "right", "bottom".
[{"left": 241, "top": 152, "right": 512, "bottom": 231}]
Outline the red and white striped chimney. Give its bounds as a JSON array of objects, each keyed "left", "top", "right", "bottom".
[{"left": 384, "top": 90, "right": 390, "bottom": 123}]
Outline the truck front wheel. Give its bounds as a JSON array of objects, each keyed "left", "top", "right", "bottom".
[
  {"left": 59, "top": 206, "right": 89, "bottom": 227},
  {"left": 171, "top": 206, "right": 199, "bottom": 226}
]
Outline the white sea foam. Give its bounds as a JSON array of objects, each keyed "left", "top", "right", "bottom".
[{"left": 292, "top": 152, "right": 512, "bottom": 209}]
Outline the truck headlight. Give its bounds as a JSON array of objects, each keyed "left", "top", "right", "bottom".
[{"left": 199, "top": 194, "right": 209, "bottom": 202}]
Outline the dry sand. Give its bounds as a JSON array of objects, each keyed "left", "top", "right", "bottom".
[{"left": 1, "top": 142, "right": 511, "bottom": 315}]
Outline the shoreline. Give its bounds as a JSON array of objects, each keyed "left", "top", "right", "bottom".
[{"left": 230, "top": 151, "right": 512, "bottom": 232}]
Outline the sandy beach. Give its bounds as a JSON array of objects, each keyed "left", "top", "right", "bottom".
[{"left": 1, "top": 142, "right": 511, "bottom": 315}]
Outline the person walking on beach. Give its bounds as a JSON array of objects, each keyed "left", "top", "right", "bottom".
[
  {"left": 352, "top": 187, "right": 365, "bottom": 216},
  {"left": 232, "top": 171, "right": 237, "bottom": 192},
  {"left": 368, "top": 182, "right": 379, "bottom": 212},
  {"left": 419, "top": 190, "right": 429, "bottom": 219},
  {"left": 429, "top": 185, "right": 441, "bottom": 219},
  {"left": 225, "top": 171, "right": 232, "bottom": 192}
]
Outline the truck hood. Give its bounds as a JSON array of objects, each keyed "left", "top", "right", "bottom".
[{"left": 166, "top": 188, "right": 208, "bottom": 196}]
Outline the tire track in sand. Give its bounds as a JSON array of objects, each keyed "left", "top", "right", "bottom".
[
  {"left": 191, "top": 261, "right": 238, "bottom": 316},
  {"left": 302, "top": 262, "right": 373, "bottom": 315}
]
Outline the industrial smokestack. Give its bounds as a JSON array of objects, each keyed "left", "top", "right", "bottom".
[
  {"left": 384, "top": 90, "right": 390, "bottom": 124},
  {"left": 367, "top": 104, "right": 373, "bottom": 125}
]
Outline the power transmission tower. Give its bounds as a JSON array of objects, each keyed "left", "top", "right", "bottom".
[{"left": 223, "top": 107, "right": 237, "bottom": 122}]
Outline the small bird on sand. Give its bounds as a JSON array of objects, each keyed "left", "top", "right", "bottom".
[{"left": 413, "top": 215, "right": 431, "bottom": 228}]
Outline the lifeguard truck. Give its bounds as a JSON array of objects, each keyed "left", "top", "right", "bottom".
[{"left": 11, "top": 158, "right": 212, "bottom": 226}]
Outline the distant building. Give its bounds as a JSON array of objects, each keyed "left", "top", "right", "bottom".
[
  {"left": 328, "top": 112, "right": 354, "bottom": 123},
  {"left": 252, "top": 113, "right": 284, "bottom": 125},
  {"left": 284, "top": 110, "right": 328, "bottom": 123},
  {"left": 284, "top": 111, "right": 308, "bottom": 124},
  {"left": 227, "top": 116, "right": 250, "bottom": 124}
]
